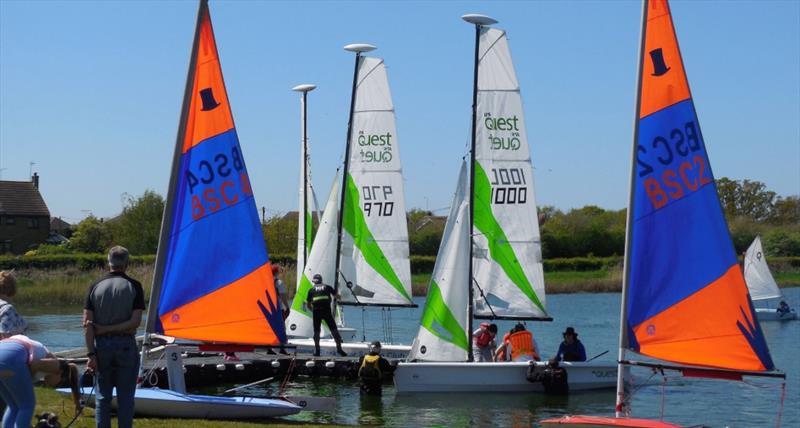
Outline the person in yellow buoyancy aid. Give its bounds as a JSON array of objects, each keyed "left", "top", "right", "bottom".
[
  {"left": 358, "top": 341, "right": 392, "bottom": 396},
  {"left": 496, "top": 323, "right": 540, "bottom": 362}
]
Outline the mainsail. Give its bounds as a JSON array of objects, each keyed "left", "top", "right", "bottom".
[
  {"left": 622, "top": 0, "right": 773, "bottom": 372},
  {"left": 285, "top": 174, "right": 340, "bottom": 337},
  {"left": 408, "top": 162, "right": 471, "bottom": 361},
  {"left": 471, "top": 26, "right": 547, "bottom": 320},
  {"left": 145, "top": 0, "right": 285, "bottom": 345},
  {"left": 743, "top": 236, "right": 782, "bottom": 302},
  {"left": 336, "top": 53, "right": 413, "bottom": 307}
]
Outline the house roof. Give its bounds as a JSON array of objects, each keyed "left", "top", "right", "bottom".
[
  {"left": 0, "top": 180, "right": 50, "bottom": 216},
  {"left": 50, "top": 216, "right": 72, "bottom": 231}
]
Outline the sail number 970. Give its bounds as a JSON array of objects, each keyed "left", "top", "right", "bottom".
[
  {"left": 362, "top": 185, "right": 394, "bottom": 216},
  {"left": 490, "top": 168, "right": 527, "bottom": 205}
]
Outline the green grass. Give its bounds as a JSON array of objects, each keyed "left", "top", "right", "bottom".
[{"left": 33, "top": 387, "right": 345, "bottom": 428}]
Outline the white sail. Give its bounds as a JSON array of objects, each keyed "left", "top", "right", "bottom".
[
  {"left": 285, "top": 173, "right": 339, "bottom": 337},
  {"left": 338, "top": 56, "right": 413, "bottom": 307},
  {"left": 296, "top": 93, "right": 321, "bottom": 294},
  {"left": 471, "top": 27, "right": 547, "bottom": 319},
  {"left": 744, "top": 236, "right": 783, "bottom": 302},
  {"left": 409, "top": 162, "right": 470, "bottom": 361}
]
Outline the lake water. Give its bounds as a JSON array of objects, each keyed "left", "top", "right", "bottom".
[{"left": 23, "top": 288, "right": 799, "bottom": 427}]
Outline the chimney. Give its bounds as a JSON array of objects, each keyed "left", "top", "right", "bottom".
[{"left": 32, "top": 172, "right": 39, "bottom": 189}]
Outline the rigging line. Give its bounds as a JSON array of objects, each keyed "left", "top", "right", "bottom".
[
  {"left": 776, "top": 381, "right": 786, "bottom": 428},
  {"left": 361, "top": 306, "right": 367, "bottom": 342},
  {"left": 472, "top": 278, "right": 497, "bottom": 319}
]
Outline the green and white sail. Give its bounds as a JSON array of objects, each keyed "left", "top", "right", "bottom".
[
  {"left": 285, "top": 173, "right": 339, "bottom": 337},
  {"left": 471, "top": 27, "right": 547, "bottom": 320},
  {"left": 409, "top": 162, "right": 470, "bottom": 361},
  {"left": 338, "top": 55, "right": 413, "bottom": 307}
]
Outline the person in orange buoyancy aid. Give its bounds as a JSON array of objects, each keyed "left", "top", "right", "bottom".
[
  {"left": 496, "top": 323, "right": 540, "bottom": 362},
  {"left": 472, "top": 322, "right": 498, "bottom": 362}
]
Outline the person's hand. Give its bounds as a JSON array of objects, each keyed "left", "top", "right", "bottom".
[{"left": 86, "top": 355, "right": 97, "bottom": 372}]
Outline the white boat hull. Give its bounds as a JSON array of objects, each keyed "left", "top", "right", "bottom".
[
  {"left": 57, "top": 387, "right": 301, "bottom": 419},
  {"left": 288, "top": 337, "right": 411, "bottom": 359},
  {"left": 755, "top": 307, "right": 798, "bottom": 321},
  {"left": 394, "top": 361, "right": 617, "bottom": 393}
]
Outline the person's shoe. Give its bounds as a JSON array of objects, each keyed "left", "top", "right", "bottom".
[
  {"left": 313, "top": 350, "right": 321, "bottom": 357},
  {"left": 279, "top": 348, "right": 290, "bottom": 355},
  {"left": 337, "top": 349, "right": 348, "bottom": 357},
  {"left": 224, "top": 353, "right": 240, "bottom": 362},
  {"left": 267, "top": 349, "right": 277, "bottom": 355}
]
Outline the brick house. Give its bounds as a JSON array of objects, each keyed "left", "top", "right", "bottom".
[{"left": 0, "top": 173, "right": 51, "bottom": 254}]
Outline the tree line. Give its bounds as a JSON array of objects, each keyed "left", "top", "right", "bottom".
[{"left": 52, "top": 178, "right": 799, "bottom": 258}]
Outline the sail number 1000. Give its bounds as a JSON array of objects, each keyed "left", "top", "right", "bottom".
[{"left": 490, "top": 167, "right": 527, "bottom": 205}]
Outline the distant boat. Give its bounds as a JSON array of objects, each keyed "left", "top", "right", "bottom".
[
  {"left": 744, "top": 236, "right": 797, "bottom": 321},
  {"left": 541, "top": 0, "right": 784, "bottom": 426},
  {"left": 394, "top": 14, "right": 617, "bottom": 394},
  {"left": 59, "top": 0, "right": 306, "bottom": 418}
]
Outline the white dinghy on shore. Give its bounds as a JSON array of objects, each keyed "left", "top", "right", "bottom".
[{"left": 395, "top": 14, "right": 616, "bottom": 394}]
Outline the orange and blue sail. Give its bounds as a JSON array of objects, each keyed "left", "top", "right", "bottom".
[
  {"left": 624, "top": 0, "right": 773, "bottom": 372},
  {"left": 149, "top": 0, "right": 285, "bottom": 345}
]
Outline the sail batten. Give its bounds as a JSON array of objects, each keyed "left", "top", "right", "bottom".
[
  {"left": 623, "top": 0, "right": 774, "bottom": 373},
  {"left": 147, "top": 1, "right": 285, "bottom": 345}
]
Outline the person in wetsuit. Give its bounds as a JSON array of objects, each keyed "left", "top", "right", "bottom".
[{"left": 305, "top": 274, "right": 347, "bottom": 357}]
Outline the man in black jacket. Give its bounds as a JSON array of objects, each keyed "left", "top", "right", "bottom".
[{"left": 306, "top": 274, "right": 346, "bottom": 357}]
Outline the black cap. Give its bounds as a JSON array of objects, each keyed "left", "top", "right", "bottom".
[
  {"left": 563, "top": 327, "right": 578, "bottom": 337},
  {"left": 312, "top": 274, "right": 322, "bottom": 283}
]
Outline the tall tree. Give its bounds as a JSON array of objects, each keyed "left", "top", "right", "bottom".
[{"left": 110, "top": 190, "right": 165, "bottom": 255}]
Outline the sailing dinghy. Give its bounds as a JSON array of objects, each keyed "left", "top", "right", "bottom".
[
  {"left": 393, "top": 14, "right": 617, "bottom": 394},
  {"left": 744, "top": 236, "right": 797, "bottom": 321},
  {"left": 541, "top": 1, "right": 785, "bottom": 426},
  {"left": 288, "top": 43, "right": 415, "bottom": 358},
  {"left": 60, "top": 0, "right": 305, "bottom": 418}
]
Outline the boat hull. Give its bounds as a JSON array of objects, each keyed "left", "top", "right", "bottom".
[
  {"left": 57, "top": 387, "right": 302, "bottom": 419},
  {"left": 540, "top": 415, "right": 683, "bottom": 427},
  {"left": 755, "top": 307, "right": 798, "bottom": 321},
  {"left": 393, "top": 361, "right": 617, "bottom": 393},
  {"left": 288, "top": 337, "right": 411, "bottom": 359}
]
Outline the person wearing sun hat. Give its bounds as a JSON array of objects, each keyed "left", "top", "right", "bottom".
[{"left": 554, "top": 326, "right": 586, "bottom": 362}]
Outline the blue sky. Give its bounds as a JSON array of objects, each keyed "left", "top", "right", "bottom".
[{"left": 1, "top": 0, "right": 798, "bottom": 223}]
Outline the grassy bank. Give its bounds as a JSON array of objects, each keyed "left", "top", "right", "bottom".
[
  {"left": 32, "top": 387, "right": 343, "bottom": 428},
  {"left": 10, "top": 261, "right": 800, "bottom": 305}
]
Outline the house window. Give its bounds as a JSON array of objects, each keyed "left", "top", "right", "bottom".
[
  {"left": 27, "top": 218, "right": 40, "bottom": 229},
  {"left": 5, "top": 216, "right": 14, "bottom": 225},
  {"left": 0, "top": 241, "right": 11, "bottom": 254}
]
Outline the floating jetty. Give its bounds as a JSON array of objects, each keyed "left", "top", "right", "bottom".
[{"left": 56, "top": 344, "right": 398, "bottom": 389}]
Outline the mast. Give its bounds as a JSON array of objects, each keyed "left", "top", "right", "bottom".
[
  {"left": 461, "top": 14, "right": 497, "bottom": 362},
  {"left": 615, "top": 0, "right": 648, "bottom": 416},
  {"left": 333, "top": 43, "right": 376, "bottom": 296},
  {"left": 292, "top": 83, "right": 317, "bottom": 268}
]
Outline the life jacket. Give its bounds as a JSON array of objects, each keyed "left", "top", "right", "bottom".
[
  {"left": 509, "top": 330, "right": 539, "bottom": 361},
  {"left": 359, "top": 354, "right": 382, "bottom": 381},
  {"left": 475, "top": 323, "right": 493, "bottom": 348}
]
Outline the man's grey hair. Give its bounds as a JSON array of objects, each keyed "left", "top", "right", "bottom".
[{"left": 108, "top": 246, "right": 130, "bottom": 269}]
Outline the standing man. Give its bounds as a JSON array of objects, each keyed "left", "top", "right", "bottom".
[
  {"left": 84, "top": 246, "right": 145, "bottom": 428},
  {"left": 305, "top": 274, "right": 347, "bottom": 357}
]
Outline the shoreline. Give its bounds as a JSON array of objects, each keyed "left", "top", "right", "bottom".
[{"left": 9, "top": 264, "right": 799, "bottom": 306}]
